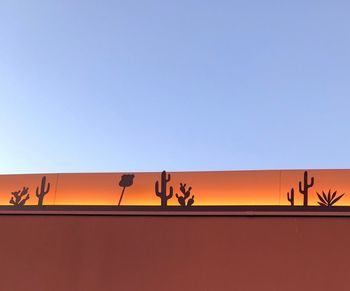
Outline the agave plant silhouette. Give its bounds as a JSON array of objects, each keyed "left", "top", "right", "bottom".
[{"left": 316, "top": 190, "right": 345, "bottom": 207}]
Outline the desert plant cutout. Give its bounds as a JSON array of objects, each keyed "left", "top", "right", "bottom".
[
  {"left": 3, "top": 169, "right": 350, "bottom": 212},
  {"left": 299, "top": 171, "right": 314, "bottom": 206},
  {"left": 176, "top": 183, "right": 195, "bottom": 207},
  {"left": 10, "top": 187, "right": 30, "bottom": 206},
  {"left": 287, "top": 171, "right": 316, "bottom": 206},
  {"left": 118, "top": 174, "right": 134, "bottom": 206},
  {"left": 287, "top": 171, "right": 347, "bottom": 207},
  {"left": 36, "top": 176, "right": 51, "bottom": 206},
  {"left": 155, "top": 170, "right": 173, "bottom": 207},
  {"left": 287, "top": 188, "right": 294, "bottom": 206},
  {"left": 317, "top": 190, "right": 345, "bottom": 207}
]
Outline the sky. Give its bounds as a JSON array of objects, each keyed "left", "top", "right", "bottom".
[{"left": 0, "top": 0, "right": 350, "bottom": 174}]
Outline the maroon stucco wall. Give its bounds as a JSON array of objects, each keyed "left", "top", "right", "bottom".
[{"left": 0, "top": 216, "right": 349, "bottom": 290}]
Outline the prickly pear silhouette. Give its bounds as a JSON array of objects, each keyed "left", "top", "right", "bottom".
[
  {"left": 176, "top": 183, "right": 195, "bottom": 207},
  {"left": 187, "top": 195, "right": 195, "bottom": 207}
]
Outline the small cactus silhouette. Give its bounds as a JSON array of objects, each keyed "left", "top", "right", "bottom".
[
  {"left": 155, "top": 171, "right": 173, "bottom": 207},
  {"left": 176, "top": 183, "right": 195, "bottom": 207},
  {"left": 10, "top": 187, "right": 30, "bottom": 206},
  {"left": 287, "top": 188, "right": 294, "bottom": 206},
  {"left": 36, "top": 176, "right": 51, "bottom": 206},
  {"left": 299, "top": 171, "right": 314, "bottom": 206},
  {"left": 317, "top": 190, "right": 345, "bottom": 206}
]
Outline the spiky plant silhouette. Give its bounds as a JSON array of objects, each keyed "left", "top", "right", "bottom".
[
  {"left": 317, "top": 190, "right": 345, "bottom": 207},
  {"left": 10, "top": 187, "right": 30, "bottom": 206}
]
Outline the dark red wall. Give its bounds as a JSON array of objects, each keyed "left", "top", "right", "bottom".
[{"left": 0, "top": 216, "right": 349, "bottom": 291}]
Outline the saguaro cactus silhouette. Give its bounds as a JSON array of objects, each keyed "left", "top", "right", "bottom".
[
  {"left": 36, "top": 176, "right": 51, "bottom": 206},
  {"left": 10, "top": 187, "right": 30, "bottom": 206},
  {"left": 287, "top": 188, "right": 294, "bottom": 206},
  {"left": 299, "top": 171, "right": 314, "bottom": 206},
  {"left": 155, "top": 171, "right": 173, "bottom": 207},
  {"left": 176, "top": 183, "right": 195, "bottom": 207}
]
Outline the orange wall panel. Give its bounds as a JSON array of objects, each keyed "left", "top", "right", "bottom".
[{"left": 1, "top": 169, "right": 350, "bottom": 206}]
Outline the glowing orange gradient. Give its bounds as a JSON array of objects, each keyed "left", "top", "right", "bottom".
[{"left": 0, "top": 170, "right": 350, "bottom": 206}]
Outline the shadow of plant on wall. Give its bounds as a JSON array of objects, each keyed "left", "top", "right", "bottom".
[
  {"left": 10, "top": 187, "right": 30, "bottom": 206},
  {"left": 36, "top": 176, "right": 51, "bottom": 206},
  {"left": 155, "top": 171, "right": 173, "bottom": 207},
  {"left": 176, "top": 183, "right": 195, "bottom": 207},
  {"left": 317, "top": 190, "right": 345, "bottom": 207},
  {"left": 118, "top": 174, "right": 135, "bottom": 206}
]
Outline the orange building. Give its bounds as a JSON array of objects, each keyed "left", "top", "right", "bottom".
[{"left": 1, "top": 169, "right": 349, "bottom": 290}]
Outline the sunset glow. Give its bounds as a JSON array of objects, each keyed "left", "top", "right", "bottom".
[{"left": 1, "top": 170, "right": 350, "bottom": 207}]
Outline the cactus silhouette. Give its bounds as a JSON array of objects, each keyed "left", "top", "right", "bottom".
[
  {"left": 187, "top": 196, "right": 194, "bottom": 206},
  {"left": 36, "top": 176, "right": 51, "bottom": 206},
  {"left": 155, "top": 171, "right": 173, "bottom": 207},
  {"left": 299, "top": 171, "right": 314, "bottom": 206},
  {"left": 10, "top": 187, "right": 30, "bottom": 206},
  {"left": 287, "top": 188, "right": 294, "bottom": 206},
  {"left": 317, "top": 190, "right": 345, "bottom": 206},
  {"left": 176, "top": 183, "right": 195, "bottom": 207}
]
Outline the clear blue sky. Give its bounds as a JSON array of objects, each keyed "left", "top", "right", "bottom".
[{"left": 1, "top": 0, "right": 350, "bottom": 174}]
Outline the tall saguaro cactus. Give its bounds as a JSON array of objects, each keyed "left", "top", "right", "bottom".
[
  {"left": 299, "top": 171, "right": 314, "bottom": 206},
  {"left": 155, "top": 171, "right": 173, "bottom": 207},
  {"left": 36, "top": 176, "right": 51, "bottom": 206}
]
